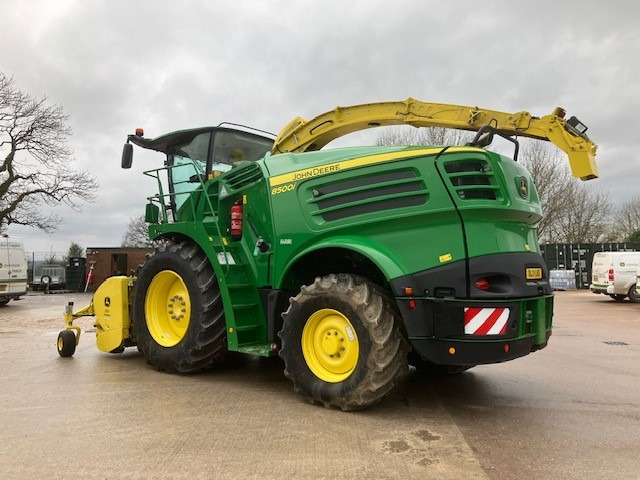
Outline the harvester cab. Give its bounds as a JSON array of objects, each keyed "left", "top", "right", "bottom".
[{"left": 57, "top": 99, "right": 599, "bottom": 411}]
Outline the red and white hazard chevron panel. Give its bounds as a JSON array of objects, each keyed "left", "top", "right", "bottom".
[{"left": 464, "top": 307, "right": 510, "bottom": 335}]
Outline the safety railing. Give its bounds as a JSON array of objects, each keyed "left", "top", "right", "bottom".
[{"left": 143, "top": 159, "right": 230, "bottom": 275}]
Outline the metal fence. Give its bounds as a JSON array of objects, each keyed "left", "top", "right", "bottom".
[
  {"left": 540, "top": 243, "right": 640, "bottom": 289},
  {"left": 25, "top": 252, "right": 87, "bottom": 291}
]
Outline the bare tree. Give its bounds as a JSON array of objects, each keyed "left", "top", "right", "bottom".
[
  {"left": 376, "top": 126, "right": 473, "bottom": 147},
  {"left": 613, "top": 197, "right": 640, "bottom": 241},
  {"left": 44, "top": 253, "right": 65, "bottom": 266},
  {"left": 549, "top": 184, "right": 611, "bottom": 243},
  {"left": 0, "top": 73, "right": 97, "bottom": 232},
  {"left": 519, "top": 141, "right": 575, "bottom": 241},
  {"left": 122, "top": 215, "right": 152, "bottom": 247},
  {"left": 519, "top": 141, "right": 613, "bottom": 242}
]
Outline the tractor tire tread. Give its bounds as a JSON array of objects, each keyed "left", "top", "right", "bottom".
[
  {"left": 279, "top": 274, "right": 409, "bottom": 411},
  {"left": 134, "top": 240, "right": 227, "bottom": 373}
]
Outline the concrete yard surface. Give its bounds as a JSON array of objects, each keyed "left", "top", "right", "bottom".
[{"left": 0, "top": 290, "right": 639, "bottom": 479}]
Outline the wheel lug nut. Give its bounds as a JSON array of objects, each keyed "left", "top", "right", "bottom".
[
  {"left": 327, "top": 332, "right": 331, "bottom": 336},
  {"left": 181, "top": 309, "right": 186, "bottom": 313},
  {"left": 334, "top": 331, "right": 338, "bottom": 336},
  {"left": 340, "top": 338, "right": 344, "bottom": 342},
  {"left": 330, "top": 354, "right": 334, "bottom": 358},
  {"left": 341, "top": 347, "right": 345, "bottom": 351},
  {"left": 337, "top": 353, "right": 341, "bottom": 358}
]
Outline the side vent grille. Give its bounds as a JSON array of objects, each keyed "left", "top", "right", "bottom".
[
  {"left": 309, "top": 170, "right": 428, "bottom": 222},
  {"left": 223, "top": 163, "right": 262, "bottom": 190},
  {"left": 443, "top": 159, "right": 501, "bottom": 201}
]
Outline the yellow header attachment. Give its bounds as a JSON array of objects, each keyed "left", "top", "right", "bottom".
[{"left": 272, "top": 98, "right": 598, "bottom": 180}]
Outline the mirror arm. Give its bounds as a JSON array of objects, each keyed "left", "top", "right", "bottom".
[{"left": 469, "top": 124, "right": 520, "bottom": 162}]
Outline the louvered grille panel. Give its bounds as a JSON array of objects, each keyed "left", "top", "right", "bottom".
[{"left": 443, "top": 159, "right": 501, "bottom": 201}]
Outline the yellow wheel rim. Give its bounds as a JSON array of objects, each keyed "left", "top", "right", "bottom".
[
  {"left": 57, "top": 337, "right": 63, "bottom": 352},
  {"left": 301, "top": 308, "right": 359, "bottom": 383},
  {"left": 145, "top": 270, "right": 191, "bottom": 347}
]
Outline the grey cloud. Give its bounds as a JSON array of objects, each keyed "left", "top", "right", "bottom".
[{"left": 1, "top": 0, "right": 638, "bottom": 251}]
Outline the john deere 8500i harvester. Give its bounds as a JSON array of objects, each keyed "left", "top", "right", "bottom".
[{"left": 57, "top": 99, "right": 598, "bottom": 410}]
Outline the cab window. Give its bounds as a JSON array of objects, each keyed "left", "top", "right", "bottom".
[
  {"left": 210, "top": 130, "right": 273, "bottom": 174},
  {"left": 170, "top": 132, "right": 210, "bottom": 210}
]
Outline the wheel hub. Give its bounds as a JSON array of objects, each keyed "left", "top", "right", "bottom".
[
  {"left": 145, "top": 270, "right": 191, "bottom": 347},
  {"left": 301, "top": 308, "right": 359, "bottom": 383}
]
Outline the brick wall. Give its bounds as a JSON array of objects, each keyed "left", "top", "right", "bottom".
[{"left": 85, "top": 247, "right": 154, "bottom": 291}]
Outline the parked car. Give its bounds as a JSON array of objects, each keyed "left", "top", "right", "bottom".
[
  {"left": 590, "top": 251, "right": 640, "bottom": 302},
  {"left": 0, "top": 235, "right": 28, "bottom": 305}
]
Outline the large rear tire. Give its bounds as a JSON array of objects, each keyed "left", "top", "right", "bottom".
[
  {"left": 133, "top": 240, "right": 226, "bottom": 373},
  {"left": 279, "top": 274, "right": 409, "bottom": 411}
]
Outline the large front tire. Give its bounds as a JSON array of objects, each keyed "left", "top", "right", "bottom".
[
  {"left": 279, "top": 274, "right": 409, "bottom": 411},
  {"left": 133, "top": 240, "right": 226, "bottom": 373}
]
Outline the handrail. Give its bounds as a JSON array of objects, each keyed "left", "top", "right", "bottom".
[{"left": 143, "top": 159, "right": 230, "bottom": 275}]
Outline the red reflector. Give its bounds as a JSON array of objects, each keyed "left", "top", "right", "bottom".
[
  {"left": 504, "top": 344, "right": 510, "bottom": 353},
  {"left": 404, "top": 287, "right": 414, "bottom": 296},
  {"left": 135, "top": 127, "right": 144, "bottom": 137},
  {"left": 554, "top": 107, "right": 566, "bottom": 119},
  {"left": 409, "top": 300, "right": 416, "bottom": 309},
  {"left": 608, "top": 268, "right": 614, "bottom": 282},
  {"left": 475, "top": 278, "right": 490, "bottom": 291}
]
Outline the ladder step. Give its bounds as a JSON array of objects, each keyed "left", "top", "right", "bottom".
[
  {"left": 235, "top": 324, "right": 262, "bottom": 332},
  {"left": 232, "top": 303, "right": 259, "bottom": 310},
  {"left": 236, "top": 343, "right": 273, "bottom": 357}
]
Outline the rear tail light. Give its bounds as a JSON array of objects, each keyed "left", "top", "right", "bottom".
[
  {"left": 608, "top": 268, "right": 614, "bottom": 282},
  {"left": 229, "top": 202, "right": 243, "bottom": 240},
  {"left": 475, "top": 278, "right": 490, "bottom": 291}
]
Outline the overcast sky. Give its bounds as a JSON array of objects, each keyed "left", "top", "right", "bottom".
[{"left": 1, "top": 0, "right": 638, "bottom": 254}]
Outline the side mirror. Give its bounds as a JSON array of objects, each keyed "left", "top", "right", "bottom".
[{"left": 121, "top": 143, "right": 133, "bottom": 169}]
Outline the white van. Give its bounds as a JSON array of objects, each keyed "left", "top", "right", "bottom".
[
  {"left": 0, "top": 235, "right": 28, "bottom": 305},
  {"left": 590, "top": 251, "right": 640, "bottom": 302}
]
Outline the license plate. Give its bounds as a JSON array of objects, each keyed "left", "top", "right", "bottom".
[{"left": 526, "top": 268, "right": 542, "bottom": 280}]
